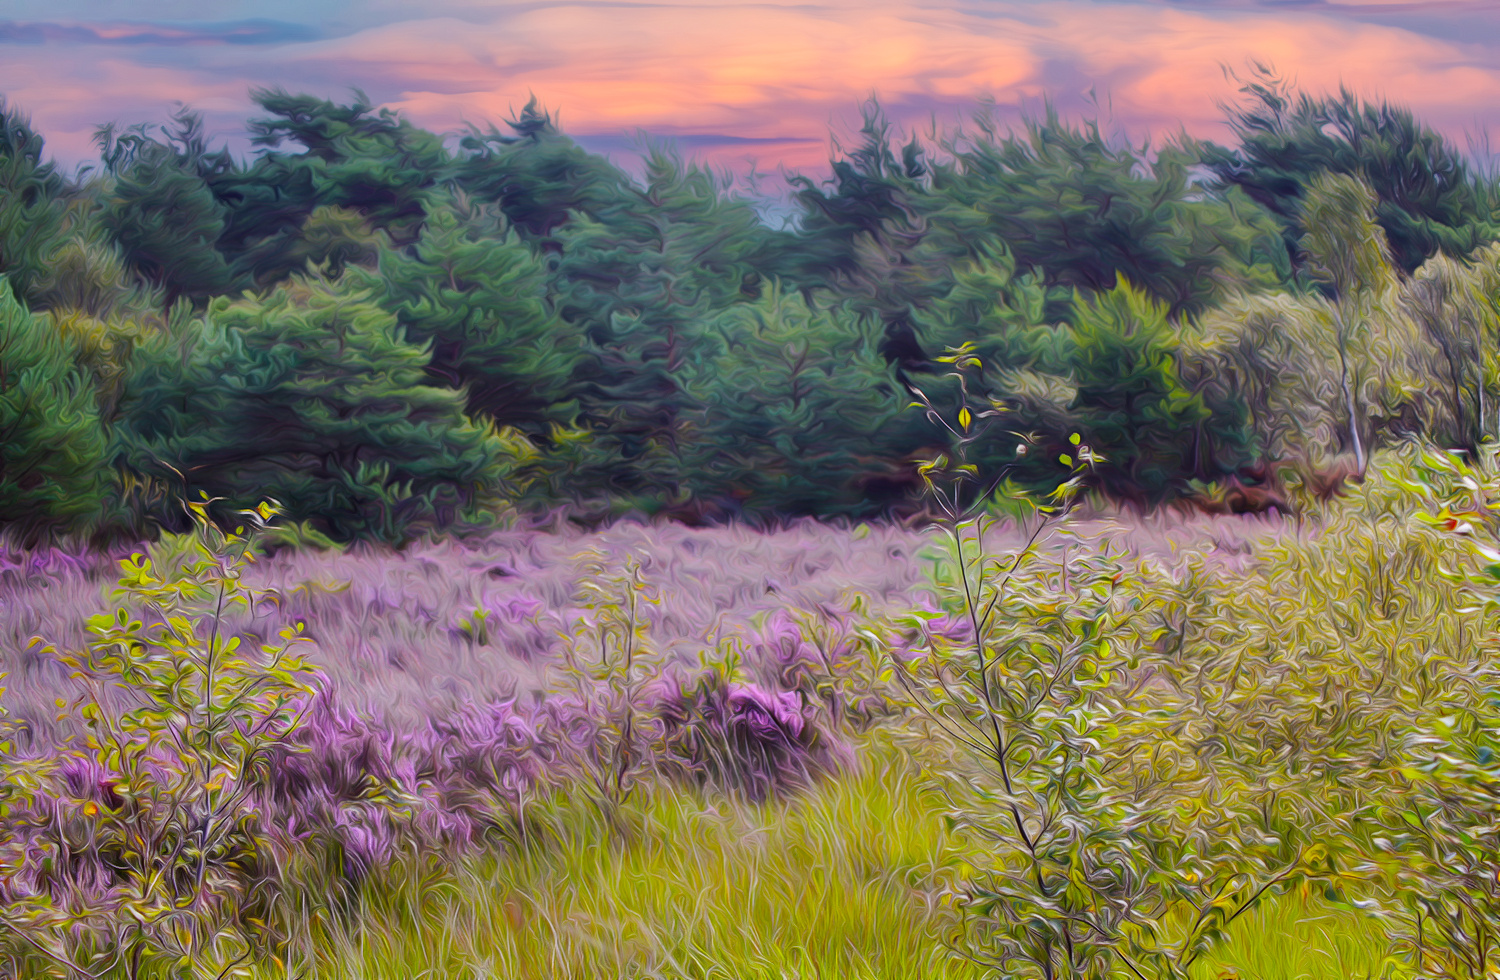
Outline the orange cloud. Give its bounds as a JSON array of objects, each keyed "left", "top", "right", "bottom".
[{"left": 4, "top": 0, "right": 1500, "bottom": 179}]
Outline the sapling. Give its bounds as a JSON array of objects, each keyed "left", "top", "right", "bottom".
[
  {"left": 5, "top": 497, "right": 317, "bottom": 980},
  {"left": 557, "top": 550, "right": 664, "bottom": 823},
  {"left": 896, "top": 344, "right": 1305, "bottom": 980}
]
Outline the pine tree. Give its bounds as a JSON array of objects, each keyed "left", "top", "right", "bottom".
[
  {"left": 354, "top": 193, "right": 579, "bottom": 433},
  {"left": 679, "top": 284, "right": 920, "bottom": 515},
  {"left": 0, "top": 99, "right": 70, "bottom": 309},
  {"left": 116, "top": 273, "right": 516, "bottom": 541},
  {"left": 0, "top": 277, "right": 109, "bottom": 536}
]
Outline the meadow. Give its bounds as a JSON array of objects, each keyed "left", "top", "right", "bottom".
[{"left": 1, "top": 443, "right": 1494, "bottom": 979}]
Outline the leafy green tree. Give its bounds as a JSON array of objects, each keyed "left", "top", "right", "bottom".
[
  {"left": 1202, "top": 67, "right": 1498, "bottom": 274},
  {"left": 245, "top": 89, "right": 447, "bottom": 242},
  {"left": 354, "top": 193, "right": 580, "bottom": 433},
  {"left": 0, "top": 277, "right": 110, "bottom": 536},
  {"left": 1399, "top": 252, "right": 1498, "bottom": 454},
  {"left": 95, "top": 113, "right": 242, "bottom": 306},
  {"left": 0, "top": 99, "right": 71, "bottom": 309},
  {"left": 679, "top": 284, "right": 920, "bottom": 516},
  {"left": 116, "top": 273, "right": 516, "bottom": 542},
  {"left": 180, "top": 91, "right": 448, "bottom": 287},
  {"left": 1066, "top": 281, "right": 1239, "bottom": 502},
  {"left": 452, "top": 98, "right": 634, "bottom": 242}
]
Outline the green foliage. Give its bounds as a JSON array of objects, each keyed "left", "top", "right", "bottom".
[
  {"left": 550, "top": 149, "right": 777, "bottom": 498},
  {"left": 116, "top": 272, "right": 520, "bottom": 542},
  {"left": 1066, "top": 282, "right": 1237, "bottom": 502},
  {"left": 1187, "top": 182, "right": 1446, "bottom": 482},
  {"left": 355, "top": 193, "right": 580, "bottom": 432},
  {"left": 678, "top": 284, "right": 921, "bottom": 515},
  {"left": 234, "top": 89, "right": 448, "bottom": 250},
  {"left": 452, "top": 98, "right": 635, "bottom": 241},
  {"left": 785, "top": 102, "right": 976, "bottom": 332},
  {"left": 896, "top": 357, "right": 1328, "bottom": 979},
  {"left": 1203, "top": 66, "right": 1498, "bottom": 275},
  {"left": 281, "top": 205, "right": 386, "bottom": 279},
  {"left": 1400, "top": 248, "right": 1500, "bottom": 453},
  {"left": 909, "top": 245, "right": 1060, "bottom": 372},
  {"left": 1300, "top": 171, "right": 1397, "bottom": 301},
  {"left": 1359, "top": 445, "right": 1500, "bottom": 978},
  {"left": 929, "top": 108, "right": 1290, "bottom": 317},
  {"left": 0, "top": 277, "right": 110, "bottom": 537},
  {"left": 95, "top": 112, "right": 242, "bottom": 307},
  {"left": 3, "top": 499, "right": 316, "bottom": 978},
  {"left": 0, "top": 99, "right": 70, "bottom": 310},
  {"left": 32, "top": 220, "right": 160, "bottom": 322}
]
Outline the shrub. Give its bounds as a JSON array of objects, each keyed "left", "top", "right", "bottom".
[
  {"left": 896, "top": 346, "right": 1313, "bottom": 979},
  {"left": 1, "top": 499, "right": 316, "bottom": 979}
]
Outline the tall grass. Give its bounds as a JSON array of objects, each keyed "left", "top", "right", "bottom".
[{"left": 258, "top": 733, "right": 1390, "bottom": 980}]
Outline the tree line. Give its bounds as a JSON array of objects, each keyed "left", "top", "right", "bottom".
[{"left": 4, "top": 66, "right": 1500, "bottom": 542}]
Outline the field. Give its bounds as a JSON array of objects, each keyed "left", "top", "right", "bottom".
[{"left": 8, "top": 448, "right": 1492, "bottom": 979}]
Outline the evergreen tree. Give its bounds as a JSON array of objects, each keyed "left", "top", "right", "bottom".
[
  {"left": 679, "top": 284, "right": 920, "bottom": 515},
  {"left": 1066, "top": 282, "right": 1244, "bottom": 502},
  {"left": 205, "top": 91, "right": 449, "bottom": 286},
  {"left": 784, "top": 102, "right": 991, "bottom": 363},
  {"left": 1201, "top": 67, "right": 1497, "bottom": 274},
  {"left": 550, "top": 148, "right": 775, "bottom": 495},
  {"left": 0, "top": 277, "right": 109, "bottom": 535},
  {"left": 98, "top": 138, "right": 241, "bottom": 306},
  {"left": 354, "top": 193, "right": 580, "bottom": 433},
  {"left": 928, "top": 108, "right": 1289, "bottom": 317},
  {"left": 0, "top": 99, "right": 71, "bottom": 309},
  {"left": 117, "top": 273, "right": 515, "bottom": 541},
  {"left": 451, "top": 98, "right": 634, "bottom": 242}
]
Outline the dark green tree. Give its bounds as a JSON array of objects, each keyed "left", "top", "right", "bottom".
[
  {"left": 549, "top": 147, "right": 777, "bottom": 496},
  {"left": 908, "top": 243, "right": 1063, "bottom": 376},
  {"left": 0, "top": 99, "right": 72, "bottom": 309},
  {"left": 0, "top": 277, "right": 110, "bottom": 536},
  {"left": 1201, "top": 67, "right": 1498, "bottom": 274},
  {"left": 116, "top": 273, "right": 516, "bottom": 542},
  {"left": 784, "top": 102, "right": 992, "bottom": 363},
  {"left": 451, "top": 98, "right": 634, "bottom": 242},
  {"left": 678, "top": 284, "right": 922, "bottom": 516},
  {"left": 928, "top": 108, "right": 1289, "bottom": 317},
  {"left": 1066, "top": 281, "right": 1249, "bottom": 503},
  {"left": 353, "top": 193, "right": 580, "bottom": 433},
  {"left": 94, "top": 109, "right": 242, "bottom": 305},
  {"left": 203, "top": 91, "right": 449, "bottom": 286}
]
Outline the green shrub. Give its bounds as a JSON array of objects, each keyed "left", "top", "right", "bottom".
[{"left": 3, "top": 499, "right": 316, "bottom": 978}]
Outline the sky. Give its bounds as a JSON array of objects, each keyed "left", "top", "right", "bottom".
[{"left": 4, "top": 0, "right": 1500, "bottom": 184}]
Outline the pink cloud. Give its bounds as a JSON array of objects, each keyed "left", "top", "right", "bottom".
[{"left": 4, "top": 0, "right": 1500, "bottom": 180}]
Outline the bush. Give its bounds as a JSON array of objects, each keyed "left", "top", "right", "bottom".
[{"left": 1, "top": 499, "right": 316, "bottom": 979}]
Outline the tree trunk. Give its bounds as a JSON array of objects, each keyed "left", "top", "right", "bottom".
[{"left": 1332, "top": 305, "right": 1367, "bottom": 476}]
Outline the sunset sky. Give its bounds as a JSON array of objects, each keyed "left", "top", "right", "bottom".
[{"left": 4, "top": 1, "right": 1500, "bottom": 181}]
